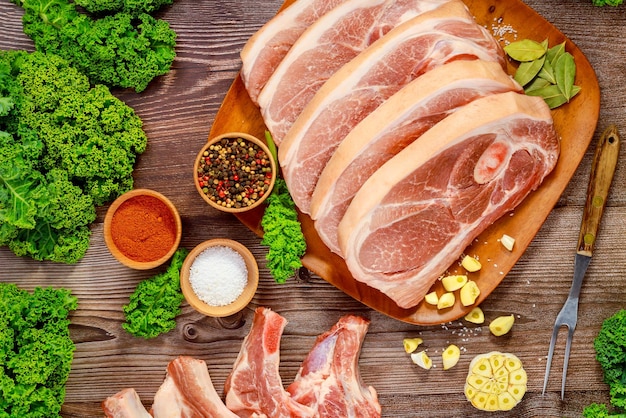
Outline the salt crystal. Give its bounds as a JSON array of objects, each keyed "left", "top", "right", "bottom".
[{"left": 188, "top": 245, "right": 248, "bottom": 306}]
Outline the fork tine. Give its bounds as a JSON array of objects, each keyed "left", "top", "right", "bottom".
[
  {"left": 560, "top": 325, "right": 575, "bottom": 399},
  {"left": 542, "top": 323, "right": 561, "bottom": 395}
]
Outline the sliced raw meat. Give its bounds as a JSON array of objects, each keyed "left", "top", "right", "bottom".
[
  {"left": 287, "top": 315, "right": 380, "bottom": 418},
  {"left": 102, "top": 388, "right": 152, "bottom": 418},
  {"left": 258, "top": 0, "right": 452, "bottom": 145},
  {"left": 151, "top": 356, "right": 238, "bottom": 418},
  {"left": 278, "top": 0, "right": 505, "bottom": 214},
  {"left": 240, "top": 0, "right": 348, "bottom": 104},
  {"left": 338, "top": 92, "right": 559, "bottom": 309},
  {"left": 310, "top": 60, "right": 521, "bottom": 255},
  {"left": 224, "top": 307, "right": 314, "bottom": 418}
]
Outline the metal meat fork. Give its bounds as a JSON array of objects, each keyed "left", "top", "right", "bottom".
[{"left": 542, "top": 125, "right": 620, "bottom": 399}]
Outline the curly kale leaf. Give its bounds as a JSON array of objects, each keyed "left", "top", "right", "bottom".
[
  {"left": 592, "top": 0, "right": 623, "bottom": 5},
  {"left": 123, "top": 248, "right": 189, "bottom": 339},
  {"left": 0, "top": 283, "right": 77, "bottom": 418},
  {"left": 74, "top": 0, "right": 174, "bottom": 17},
  {"left": 261, "top": 178, "right": 307, "bottom": 284},
  {"left": 586, "top": 309, "right": 626, "bottom": 416},
  {"left": 0, "top": 50, "right": 146, "bottom": 263},
  {"left": 14, "top": 0, "right": 177, "bottom": 92}
]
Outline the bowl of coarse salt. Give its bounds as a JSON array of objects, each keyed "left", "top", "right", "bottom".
[{"left": 180, "top": 239, "right": 259, "bottom": 317}]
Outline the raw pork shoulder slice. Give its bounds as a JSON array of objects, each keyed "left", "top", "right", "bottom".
[
  {"left": 278, "top": 0, "right": 505, "bottom": 214},
  {"left": 287, "top": 315, "right": 381, "bottom": 418},
  {"left": 338, "top": 92, "right": 559, "bottom": 309},
  {"left": 102, "top": 388, "right": 152, "bottom": 418},
  {"left": 310, "top": 60, "right": 521, "bottom": 255},
  {"left": 224, "top": 307, "right": 314, "bottom": 418},
  {"left": 257, "top": 0, "right": 452, "bottom": 145},
  {"left": 151, "top": 356, "right": 238, "bottom": 418},
  {"left": 240, "top": 0, "right": 347, "bottom": 104}
]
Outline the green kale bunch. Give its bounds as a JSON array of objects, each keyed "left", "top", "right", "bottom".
[
  {"left": 74, "top": 0, "right": 174, "bottom": 16},
  {"left": 592, "top": 0, "right": 623, "bottom": 5},
  {"left": 12, "top": 0, "right": 176, "bottom": 92},
  {"left": 0, "top": 283, "right": 78, "bottom": 418},
  {"left": 0, "top": 50, "right": 147, "bottom": 263},
  {"left": 584, "top": 309, "right": 626, "bottom": 416},
  {"left": 261, "top": 178, "right": 307, "bottom": 284},
  {"left": 123, "top": 248, "right": 189, "bottom": 339}
]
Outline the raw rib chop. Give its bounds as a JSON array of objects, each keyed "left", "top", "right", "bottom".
[
  {"left": 310, "top": 60, "right": 521, "bottom": 255},
  {"left": 257, "top": 0, "right": 452, "bottom": 145},
  {"left": 102, "top": 388, "right": 152, "bottom": 418},
  {"left": 287, "top": 315, "right": 381, "bottom": 418},
  {"left": 224, "top": 307, "right": 314, "bottom": 418},
  {"left": 240, "top": 0, "right": 347, "bottom": 105},
  {"left": 278, "top": 0, "right": 506, "bottom": 214},
  {"left": 151, "top": 356, "right": 238, "bottom": 418},
  {"left": 338, "top": 92, "right": 559, "bottom": 309}
]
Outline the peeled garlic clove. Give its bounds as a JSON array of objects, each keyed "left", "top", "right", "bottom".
[
  {"left": 464, "top": 306, "right": 485, "bottom": 324},
  {"left": 465, "top": 351, "right": 527, "bottom": 412},
  {"left": 411, "top": 350, "right": 432, "bottom": 370},
  {"left": 442, "top": 344, "right": 461, "bottom": 370},
  {"left": 461, "top": 255, "right": 482, "bottom": 272},
  {"left": 424, "top": 291, "right": 439, "bottom": 305},
  {"left": 441, "top": 274, "right": 468, "bottom": 292},
  {"left": 501, "top": 234, "right": 515, "bottom": 251},
  {"left": 489, "top": 314, "right": 515, "bottom": 336},
  {"left": 437, "top": 292, "right": 455, "bottom": 309},
  {"left": 460, "top": 280, "right": 481, "bottom": 306},
  {"left": 403, "top": 337, "right": 423, "bottom": 354}
]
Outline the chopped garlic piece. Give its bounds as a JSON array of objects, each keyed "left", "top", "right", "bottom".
[
  {"left": 442, "top": 344, "right": 461, "bottom": 370},
  {"left": 489, "top": 314, "right": 515, "bottom": 336},
  {"left": 460, "top": 280, "right": 480, "bottom": 306},
  {"left": 437, "top": 292, "right": 455, "bottom": 309},
  {"left": 461, "top": 255, "right": 482, "bottom": 272},
  {"left": 464, "top": 307, "right": 485, "bottom": 324},
  {"left": 411, "top": 350, "right": 432, "bottom": 370},
  {"left": 465, "top": 351, "right": 527, "bottom": 411},
  {"left": 501, "top": 234, "right": 515, "bottom": 251},
  {"left": 403, "top": 338, "right": 423, "bottom": 354},
  {"left": 424, "top": 291, "right": 439, "bottom": 305},
  {"left": 441, "top": 275, "right": 468, "bottom": 292}
]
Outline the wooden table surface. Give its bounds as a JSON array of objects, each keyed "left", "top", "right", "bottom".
[{"left": 1, "top": 0, "right": 625, "bottom": 417}]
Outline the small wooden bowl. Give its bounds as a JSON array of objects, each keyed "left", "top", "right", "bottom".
[
  {"left": 180, "top": 239, "right": 259, "bottom": 317},
  {"left": 103, "top": 189, "right": 182, "bottom": 270},
  {"left": 193, "top": 132, "right": 277, "bottom": 213}
]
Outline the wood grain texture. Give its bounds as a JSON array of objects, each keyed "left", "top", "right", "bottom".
[{"left": 0, "top": 0, "right": 625, "bottom": 416}]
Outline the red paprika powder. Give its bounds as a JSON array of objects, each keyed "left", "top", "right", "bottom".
[{"left": 110, "top": 195, "right": 177, "bottom": 262}]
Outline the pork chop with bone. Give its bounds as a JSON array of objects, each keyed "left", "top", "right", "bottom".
[
  {"left": 287, "top": 315, "right": 381, "bottom": 418},
  {"left": 338, "top": 91, "right": 559, "bottom": 309},
  {"left": 224, "top": 307, "right": 315, "bottom": 418}
]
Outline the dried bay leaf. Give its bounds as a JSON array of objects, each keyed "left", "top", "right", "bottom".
[
  {"left": 554, "top": 52, "right": 576, "bottom": 99},
  {"left": 524, "top": 77, "right": 551, "bottom": 93},
  {"left": 504, "top": 39, "right": 547, "bottom": 62},
  {"left": 546, "top": 41, "right": 566, "bottom": 66},
  {"left": 538, "top": 59, "right": 556, "bottom": 84},
  {"left": 526, "top": 84, "right": 568, "bottom": 109},
  {"left": 514, "top": 56, "right": 545, "bottom": 86}
]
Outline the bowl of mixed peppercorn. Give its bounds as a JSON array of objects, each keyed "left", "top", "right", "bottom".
[{"left": 194, "top": 132, "right": 277, "bottom": 213}]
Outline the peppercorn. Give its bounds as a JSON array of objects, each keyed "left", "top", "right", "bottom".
[{"left": 197, "top": 136, "right": 273, "bottom": 209}]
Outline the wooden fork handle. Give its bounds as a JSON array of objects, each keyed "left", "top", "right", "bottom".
[{"left": 577, "top": 125, "right": 620, "bottom": 256}]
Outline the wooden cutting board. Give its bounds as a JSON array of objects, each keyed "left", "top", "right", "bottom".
[{"left": 209, "top": 0, "right": 600, "bottom": 325}]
